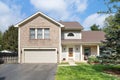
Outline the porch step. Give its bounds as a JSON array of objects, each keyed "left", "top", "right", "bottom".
[{"left": 68, "top": 59, "right": 77, "bottom": 66}]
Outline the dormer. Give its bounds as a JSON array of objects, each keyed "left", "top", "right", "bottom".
[{"left": 60, "top": 22, "right": 83, "bottom": 40}]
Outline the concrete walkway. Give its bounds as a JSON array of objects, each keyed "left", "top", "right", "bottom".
[{"left": 68, "top": 59, "right": 77, "bottom": 66}]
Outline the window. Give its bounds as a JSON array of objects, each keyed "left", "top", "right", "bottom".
[
  {"left": 30, "top": 28, "right": 50, "bottom": 39},
  {"left": 84, "top": 47, "right": 91, "bottom": 60},
  {"left": 30, "top": 28, "right": 35, "bottom": 39},
  {"left": 37, "top": 28, "right": 42, "bottom": 39},
  {"left": 62, "top": 46, "right": 66, "bottom": 52},
  {"left": 67, "top": 33, "right": 74, "bottom": 36},
  {"left": 44, "top": 28, "right": 50, "bottom": 39},
  {"left": 75, "top": 45, "right": 80, "bottom": 52}
]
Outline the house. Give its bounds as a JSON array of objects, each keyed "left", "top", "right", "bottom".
[{"left": 15, "top": 12, "right": 105, "bottom": 63}]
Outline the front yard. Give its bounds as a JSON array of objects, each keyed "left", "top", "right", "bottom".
[{"left": 56, "top": 64, "right": 120, "bottom": 80}]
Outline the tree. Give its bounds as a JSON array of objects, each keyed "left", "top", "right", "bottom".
[
  {"left": 98, "top": 0, "right": 120, "bottom": 64},
  {"left": 99, "top": 0, "right": 120, "bottom": 13},
  {"left": 0, "top": 31, "right": 2, "bottom": 51},
  {"left": 90, "top": 24, "right": 101, "bottom": 31},
  {"left": 103, "top": 15, "right": 114, "bottom": 33},
  {"left": 99, "top": 10, "right": 120, "bottom": 64},
  {"left": 2, "top": 25, "right": 18, "bottom": 52}
]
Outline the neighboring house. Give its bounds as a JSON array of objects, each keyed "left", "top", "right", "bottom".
[{"left": 15, "top": 12, "right": 105, "bottom": 63}]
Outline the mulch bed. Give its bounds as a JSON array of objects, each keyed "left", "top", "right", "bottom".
[{"left": 104, "top": 69, "right": 120, "bottom": 77}]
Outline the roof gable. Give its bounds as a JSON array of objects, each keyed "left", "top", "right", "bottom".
[
  {"left": 15, "top": 12, "right": 64, "bottom": 27},
  {"left": 60, "top": 22, "right": 83, "bottom": 30}
]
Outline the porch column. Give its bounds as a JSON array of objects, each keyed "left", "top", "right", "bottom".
[
  {"left": 97, "top": 45, "right": 100, "bottom": 56},
  {"left": 59, "top": 45, "right": 62, "bottom": 63},
  {"left": 80, "top": 45, "right": 83, "bottom": 61}
]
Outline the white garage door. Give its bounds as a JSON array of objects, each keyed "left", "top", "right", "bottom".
[{"left": 24, "top": 49, "right": 57, "bottom": 63}]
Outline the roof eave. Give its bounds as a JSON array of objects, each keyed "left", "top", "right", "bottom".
[{"left": 14, "top": 12, "right": 64, "bottom": 28}]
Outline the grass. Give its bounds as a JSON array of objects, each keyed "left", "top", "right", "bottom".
[{"left": 56, "top": 64, "right": 120, "bottom": 80}]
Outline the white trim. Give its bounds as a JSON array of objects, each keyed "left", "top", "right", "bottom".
[
  {"left": 97, "top": 45, "right": 100, "bottom": 56},
  {"left": 59, "top": 27, "right": 62, "bottom": 63},
  {"left": 67, "top": 46, "right": 69, "bottom": 61},
  {"left": 73, "top": 46, "right": 75, "bottom": 61},
  {"left": 23, "top": 47, "right": 57, "bottom": 50},
  {"left": 22, "top": 48, "right": 24, "bottom": 63},
  {"left": 80, "top": 45, "right": 83, "bottom": 61},
  {"left": 67, "top": 32, "right": 75, "bottom": 37},
  {"left": 42, "top": 29, "right": 44, "bottom": 39},
  {"left": 35, "top": 29, "right": 37, "bottom": 39},
  {"left": 15, "top": 12, "right": 64, "bottom": 27}
]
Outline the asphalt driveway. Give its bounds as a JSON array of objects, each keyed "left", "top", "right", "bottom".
[{"left": 0, "top": 64, "right": 57, "bottom": 80}]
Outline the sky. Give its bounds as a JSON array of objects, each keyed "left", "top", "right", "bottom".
[{"left": 0, "top": 0, "right": 110, "bottom": 32}]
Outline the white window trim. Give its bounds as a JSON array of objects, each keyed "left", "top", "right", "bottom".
[
  {"left": 30, "top": 28, "right": 36, "bottom": 39},
  {"left": 42, "top": 29, "right": 44, "bottom": 39},
  {"left": 35, "top": 29, "right": 37, "bottom": 39},
  {"left": 30, "top": 28, "right": 50, "bottom": 39},
  {"left": 44, "top": 28, "right": 50, "bottom": 39},
  {"left": 67, "top": 32, "right": 75, "bottom": 37}
]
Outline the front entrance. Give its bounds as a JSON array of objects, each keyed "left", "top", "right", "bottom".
[{"left": 69, "top": 48, "right": 73, "bottom": 57}]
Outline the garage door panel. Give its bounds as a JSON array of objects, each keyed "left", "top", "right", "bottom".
[{"left": 24, "top": 49, "right": 57, "bottom": 63}]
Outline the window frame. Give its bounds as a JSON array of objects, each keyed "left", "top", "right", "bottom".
[
  {"left": 44, "top": 28, "right": 50, "bottom": 39},
  {"left": 29, "top": 28, "right": 50, "bottom": 40},
  {"left": 30, "top": 28, "right": 35, "bottom": 39},
  {"left": 67, "top": 33, "right": 74, "bottom": 37},
  {"left": 37, "top": 28, "right": 43, "bottom": 39}
]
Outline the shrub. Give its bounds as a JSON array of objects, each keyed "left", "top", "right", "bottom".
[{"left": 88, "top": 56, "right": 99, "bottom": 64}]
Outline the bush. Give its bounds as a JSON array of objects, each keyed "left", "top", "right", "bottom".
[{"left": 88, "top": 56, "right": 99, "bottom": 64}]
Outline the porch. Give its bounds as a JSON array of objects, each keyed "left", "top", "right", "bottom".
[{"left": 60, "top": 44, "right": 100, "bottom": 62}]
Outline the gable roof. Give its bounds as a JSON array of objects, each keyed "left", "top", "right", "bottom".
[
  {"left": 59, "top": 22, "right": 83, "bottom": 30},
  {"left": 82, "top": 31, "right": 105, "bottom": 43},
  {"left": 15, "top": 12, "right": 64, "bottom": 27}
]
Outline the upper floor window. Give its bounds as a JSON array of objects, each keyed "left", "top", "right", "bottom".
[
  {"left": 37, "top": 28, "right": 42, "bottom": 39},
  {"left": 44, "top": 28, "right": 50, "bottom": 39},
  {"left": 30, "top": 28, "right": 35, "bottom": 39},
  {"left": 67, "top": 33, "right": 74, "bottom": 37},
  {"left": 30, "top": 28, "right": 50, "bottom": 39}
]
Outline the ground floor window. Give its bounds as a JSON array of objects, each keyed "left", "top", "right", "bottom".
[{"left": 84, "top": 47, "right": 91, "bottom": 60}]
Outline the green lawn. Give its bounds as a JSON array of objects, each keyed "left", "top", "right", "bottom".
[{"left": 56, "top": 64, "right": 120, "bottom": 80}]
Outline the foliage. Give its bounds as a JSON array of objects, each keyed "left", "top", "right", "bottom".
[
  {"left": 100, "top": 10, "right": 120, "bottom": 64},
  {"left": 99, "top": 0, "right": 120, "bottom": 13},
  {"left": 103, "top": 15, "right": 114, "bottom": 33},
  {"left": 88, "top": 56, "right": 99, "bottom": 64},
  {"left": 0, "top": 31, "right": 2, "bottom": 51},
  {"left": 2, "top": 25, "right": 18, "bottom": 52},
  {"left": 90, "top": 24, "right": 101, "bottom": 31},
  {"left": 56, "top": 64, "right": 120, "bottom": 80},
  {"left": 99, "top": 0, "right": 120, "bottom": 64}
]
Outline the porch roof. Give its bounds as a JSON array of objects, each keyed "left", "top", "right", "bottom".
[
  {"left": 82, "top": 31, "right": 105, "bottom": 42},
  {"left": 61, "top": 39, "right": 101, "bottom": 45}
]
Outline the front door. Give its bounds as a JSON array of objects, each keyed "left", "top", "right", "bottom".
[{"left": 69, "top": 48, "right": 73, "bottom": 57}]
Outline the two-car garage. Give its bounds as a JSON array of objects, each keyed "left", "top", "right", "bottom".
[{"left": 23, "top": 48, "right": 57, "bottom": 63}]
